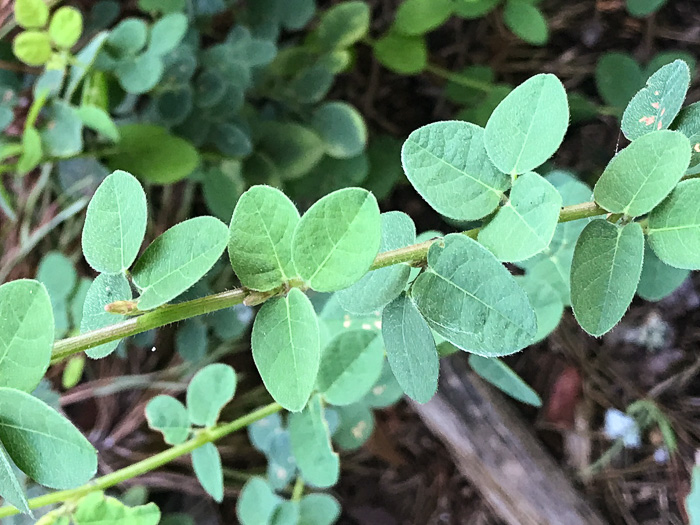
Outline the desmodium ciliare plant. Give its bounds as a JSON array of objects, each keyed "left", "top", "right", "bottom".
[{"left": 1, "top": 59, "right": 700, "bottom": 522}]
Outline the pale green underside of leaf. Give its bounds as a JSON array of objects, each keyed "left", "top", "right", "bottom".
[
  {"left": 292, "top": 188, "right": 381, "bottom": 292},
  {"left": 336, "top": 211, "right": 415, "bottom": 314},
  {"left": 478, "top": 171, "right": 562, "bottom": 262},
  {"left": 288, "top": 395, "right": 339, "bottom": 488},
  {"left": 186, "top": 363, "right": 236, "bottom": 427},
  {"left": 299, "top": 493, "right": 341, "bottom": 525},
  {"left": 237, "top": 477, "right": 282, "bottom": 525},
  {"left": 82, "top": 170, "right": 147, "bottom": 274},
  {"left": 145, "top": 395, "right": 191, "bottom": 445},
  {"left": 0, "top": 441, "right": 29, "bottom": 514},
  {"left": 192, "top": 443, "right": 224, "bottom": 502},
  {"left": 514, "top": 275, "right": 564, "bottom": 343},
  {"left": 0, "top": 387, "right": 97, "bottom": 489},
  {"left": 133, "top": 216, "right": 228, "bottom": 310},
  {"left": 332, "top": 403, "right": 375, "bottom": 451},
  {"left": 411, "top": 234, "right": 537, "bottom": 356},
  {"left": 316, "top": 330, "right": 385, "bottom": 406},
  {"left": 81, "top": 273, "right": 131, "bottom": 359},
  {"left": 648, "top": 179, "right": 700, "bottom": 269},
  {"left": 251, "top": 288, "right": 320, "bottom": 412},
  {"left": 0, "top": 279, "right": 53, "bottom": 392},
  {"left": 621, "top": 60, "right": 690, "bottom": 141},
  {"left": 228, "top": 185, "right": 300, "bottom": 292},
  {"left": 382, "top": 293, "right": 439, "bottom": 403},
  {"left": 468, "top": 355, "right": 542, "bottom": 406},
  {"left": 593, "top": 130, "right": 690, "bottom": 216},
  {"left": 484, "top": 73, "right": 569, "bottom": 175},
  {"left": 637, "top": 242, "right": 689, "bottom": 301},
  {"left": 401, "top": 121, "right": 510, "bottom": 220},
  {"left": 570, "top": 220, "right": 644, "bottom": 336}
]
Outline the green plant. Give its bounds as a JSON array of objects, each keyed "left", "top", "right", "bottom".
[{"left": 1, "top": 56, "right": 699, "bottom": 521}]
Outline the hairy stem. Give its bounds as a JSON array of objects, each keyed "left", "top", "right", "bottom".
[
  {"left": 0, "top": 402, "right": 283, "bottom": 518},
  {"left": 50, "top": 201, "right": 607, "bottom": 363}
]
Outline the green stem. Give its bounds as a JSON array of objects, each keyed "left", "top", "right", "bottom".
[
  {"left": 291, "top": 476, "right": 305, "bottom": 501},
  {"left": 50, "top": 201, "right": 607, "bottom": 364},
  {"left": 0, "top": 402, "right": 283, "bottom": 518},
  {"left": 425, "top": 64, "right": 493, "bottom": 92}
]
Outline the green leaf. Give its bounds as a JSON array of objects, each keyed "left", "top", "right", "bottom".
[
  {"left": 81, "top": 273, "right": 132, "bottom": 359},
  {"left": 37, "top": 251, "right": 77, "bottom": 302},
  {"left": 228, "top": 185, "right": 300, "bottom": 292},
  {"left": 393, "top": 0, "right": 453, "bottom": 36},
  {"left": 317, "top": 1, "right": 370, "bottom": 50},
  {"left": 251, "top": 288, "right": 320, "bottom": 412},
  {"left": 337, "top": 211, "right": 415, "bottom": 314},
  {"left": 175, "top": 318, "right": 208, "bottom": 362},
  {"left": 401, "top": 121, "right": 510, "bottom": 221},
  {"left": 621, "top": 60, "right": 690, "bottom": 141},
  {"left": 672, "top": 101, "right": 700, "bottom": 173},
  {"left": 148, "top": 13, "right": 187, "bottom": 56},
  {"left": 191, "top": 443, "right": 223, "bottom": 502},
  {"left": 106, "top": 18, "right": 147, "bottom": 56},
  {"left": 66, "top": 32, "right": 108, "bottom": 100},
  {"left": 236, "top": 477, "right": 282, "bottom": 525},
  {"left": 62, "top": 355, "right": 85, "bottom": 390},
  {"left": 17, "top": 126, "right": 42, "bottom": 175},
  {"left": 145, "top": 395, "right": 191, "bottom": 445},
  {"left": 627, "top": 0, "right": 667, "bottom": 17},
  {"left": 515, "top": 275, "right": 563, "bottom": 343},
  {"left": 202, "top": 163, "right": 245, "bottom": 223},
  {"left": 647, "top": 179, "right": 700, "bottom": 269},
  {"left": 115, "top": 52, "right": 164, "bottom": 94},
  {"left": 257, "top": 122, "right": 325, "bottom": 180},
  {"left": 271, "top": 501, "right": 300, "bottom": 525},
  {"left": 381, "top": 293, "right": 438, "bottom": 403},
  {"left": 363, "top": 359, "right": 404, "bottom": 408},
  {"left": 265, "top": 431, "right": 297, "bottom": 490},
  {"left": 186, "top": 364, "right": 236, "bottom": 427},
  {"left": 503, "top": 0, "right": 548, "bottom": 45},
  {"left": 132, "top": 216, "right": 228, "bottom": 310},
  {"left": 311, "top": 102, "right": 367, "bottom": 159},
  {"left": 478, "top": 171, "right": 562, "bottom": 262},
  {"left": 570, "top": 220, "right": 644, "bottom": 336},
  {"left": 70, "top": 278, "right": 91, "bottom": 329},
  {"left": 139, "top": 0, "right": 185, "bottom": 14},
  {"left": 74, "top": 491, "right": 160, "bottom": 525},
  {"left": 40, "top": 101, "right": 83, "bottom": 158},
  {"left": 373, "top": 32, "right": 427, "bottom": 75},
  {"left": 595, "top": 53, "right": 644, "bottom": 109},
  {"left": 0, "top": 387, "right": 97, "bottom": 488},
  {"left": 299, "top": 493, "right": 341, "bottom": 525},
  {"left": 279, "top": 0, "right": 316, "bottom": 30},
  {"left": 48, "top": 7, "right": 82, "bottom": 49},
  {"left": 637, "top": 242, "right": 689, "bottom": 301},
  {"left": 286, "top": 154, "right": 370, "bottom": 202},
  {"left": 318, "top": 294, "right": 382, "bottom": 346},
  {"left": 15, "top": 0, "right": 49, "bottom": 29},
  {"left": 468, "top": 355, "right": 542, "bottom": 406},
  {"left": 646, "top": 51, "right": 696, "bottom": 78},
  {"left": 0, "top": 442, "right": 30, "bottom": 514},
  {"left": 0, "top": 280, "right": 53, "bottom": 392},
  {"left": 13, "top": 30, "right": 51, "bottom": 67},
  {"left": 76, "top": 105, "right": 119, "bottom": 142},
  {"left": 412, "top": 234, "right": 536, "bottom": 355},
  {"left": 333, "top": 403, "right": 374, "bottom": 451},
  {"left": 484, "top": 73, "right": 569, "bottom": 175},
  {"left": 248, "top": 413, "right": 283, "bottom": 454},
  {"left": 288, "top": 395, "right": 339, "bottom": 488},
  {"left": 453, "top": 0, "right": 499, "bottom": 18},
  {"left": 316, "top": 330, "right": 384, "bottom": 405},
  {"left": 292, "top": 188, "right": 381, "bottom": 292},
  {"left": 593, "top": 130, "right": 690, "bottom": 216},
  {"left": 82, "top": 170, "right": 147, "bottom": 274}
]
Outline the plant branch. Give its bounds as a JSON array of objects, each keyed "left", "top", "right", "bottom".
[
  {"left": 50, "top": 201, "right": 607, "bottom": 364},
  {"left": 0, "top": 402, "right": 283, "bottom": 518}
]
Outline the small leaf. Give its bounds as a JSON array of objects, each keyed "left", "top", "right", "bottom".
[
  {"left": 453, "top": 0, "right": 499, "bottom": 18},
  {"left": 621, "top": 60, "right": 690, "bottom": 141},
  {"left": 570, "top": 220, "right": 644, "bottom": 336},
  {"left": 595, "top": 52, "right": 645, "bottom": 109},
  {"left": 382, "top": 293, "right": 438, "bottom": 403},
  {"left": 62, "top": 355, "right": 85, "bottom": 389},
  {"left": 484, "top": 73, "right": 569, "bottom": 174},
  {"left": 311, "top": 102, "right": 367, "bottom": 159},
  {"left": 393, "top": 0, "right": 454, "bottom": 36},
  {"left": 186, "top": 364, "right": 236, "bottom": 427},
  {"left": 148, "top": 13, "right": 187, "bottom": 56},
  {"left": 0, "top": 442, "right": 30, "bottom": 514},
  {"left": 337, "top": 211, "right": 415, "bottom": 314},
  {"left": 106, "top": 18, "right": 147, "bottom": 55},
  {"left": 257, "top": 122, "right": 325, "bottom": 180},
  {"left": 74, "top": 491, "right": 160, "bottom": 525},
  {"left": 593, "top": 130, "right": 690, "bottom": 217},
  {"left": 13, "top": 31, "right": 52, "bottom": 67},
  {"left": 66, "top": 32, "right": 109, "bottom": 100},
  {"left": 317, "top": 1, "right": 370, "bottom": 50},
  {"left": 191, "top": 443, "right": 223, "bottom": 502},
  {"left": 647, "top": 179, "right": 700, "bottom": 269},
  {"left": 202, "top": 163, "right": 244, "bottom": 223},
  {"left": 132, "top": 216, "right": 228, "bottom": 310},
  {"left": 236, "top": 477, "right": 282, "bottom": 525},
  {"left": 333, "top": 403, "right": 374, "bottom": 451},
  {"left": 299, "top": 493, "right": 341, "bottom": 525},
  {"left": 411, "top": 234, "right": 537, "bottom": 356},
  {"left": 248, "top": 413, "right": 283, "bottom": 454},
  {"left": 478, "top": 171, "right": 562, "bottom": 262},
  {"left": 145, "top": 395, "right": 191, "bottom": 445},
  {"left": 288, "top": 395, "right": 339, "bottom": 488},
  {"left": 40, "top": 101, "right": 83, "bottom": 158},
  {"left": 0, "top": 387, "right": 97, "bottom": 488},
  {"left": 363, "top": 359, "right": 405, "bottom": 408},
  {"left": 401, "top": 121, "right": 510, "bottom": 221},
  {"left": 77, "top": 105, "right": 119, "bottom": 142},
  {"left": 228, "top": 185, "right": 300, "bottom": 292},
  {"left": 373, "top": 32, "right": 427, "bottom": 75},
  {"left": 114, "top": 52, "right": 164, "bottom": 94},
  {"left": 503, "top": 0, "right": 548, "bottom": 45},
  {"left": 279, "top": 0, "right": 316, "bottom": 30},
  {"left": 271, "top": 501, "right": 300, "bottom": 525},
  {"left": 37, "top": 251, "right": 77, "bottom": 302},
  {"left": 317, "top": 330, "right": 385, "bottom": 406},
  {"left": 175, "top": 318, "right": 208, "bottom": 362},
  {"left": 468, "top": 355, "right": 542, "bottom": 406},
  {"left": 82, "top": 170, "right": 147, "bottom": 274},
  {"left": 515, "top": 275, "right": 563, "bottom": 343},
  {"left": 48, "top": 6, "right": 82, "bottom": 49},
  {"left": 627, "top": 0, "right": 668, "bottom": 17},
  {"left": 17, "top": 126, "right": 42, "bottom": 175},
  {"left": 637, "top": 242, "right": 689, "bottom": 301},
  {"left": 251, "top": 288, "right": 320, "bottom": 412},
  {"left": 266, "top": 431, "right": 297, "bottom": 490},
  {"left": 672, "top": 101, "right": 700, "bottom": 173},
  {"left": 292, "top": 188, "right": 381, "bottom": 292},
  {"left": 0, "top": 280, "right": 53, "bottom": 392},
  {"left": 81, "top": 273, "right": 132, "bottom": 359},
  {"left": 15, "top": 0, "right": 49, "bottom": 29}
]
